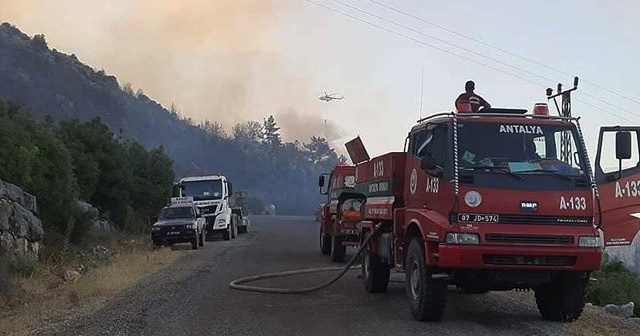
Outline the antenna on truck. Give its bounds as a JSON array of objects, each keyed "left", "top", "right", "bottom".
[
  {"left": 546, "top": 76, "right": 579, "bottom": 168},
  {"left": 419, "top": 66, "right": 425, "bottom": 120},
  {"left": 546, "top": 76, "right": 579, "bottom": 118}
]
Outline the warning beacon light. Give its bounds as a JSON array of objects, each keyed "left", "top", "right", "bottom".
[{"left": 533, "top": 103, "right": 549, "bottom": 116}]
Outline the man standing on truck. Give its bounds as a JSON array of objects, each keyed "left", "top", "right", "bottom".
[{"left": 455, "top": 80, "right": 491, "bottom": 112}]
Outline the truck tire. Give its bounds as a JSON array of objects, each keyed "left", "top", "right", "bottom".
[
  {"left": 238, "top": 223, "right": 248, "bottom": 234},
  {"left": 192, "top": 231, "right": 199, "bottom": 250},
  {"left": 319, "top": 225, "right": 331, "bottom": 255},
  {"left": 233, "top": 220, "right": 238, "bottom": 238},
  {"left": 405, "top": 238, "right": 447, "bottom": 322},
  {"left": 534, "top": 273, "right": 587, "bottom": 322},
  {"left": 223, "top": 225, "right": 231, "bottom": 241},
  {"left": 199, "top": 228, "right": 205, "bottom": 247},
  {"left": 330, "top": 235, "right": 346, "bottom": 262},
  {"left": 362, "top": 242, "right": 390, "bottom": 293},
  {"left": 230, "top": 216, "right": 238, "bottom": 239}
]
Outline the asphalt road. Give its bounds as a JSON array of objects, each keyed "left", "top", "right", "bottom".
[{"left": 36, "top": 215, "right": 640, "bottom": 336}]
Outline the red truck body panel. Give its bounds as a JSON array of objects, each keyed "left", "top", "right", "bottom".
[
  {"left": 353, "top": 152, "right": 407, "bottom": 221},
  {"left": 595, "top": 174, "right": 640, "bottom": 246}
]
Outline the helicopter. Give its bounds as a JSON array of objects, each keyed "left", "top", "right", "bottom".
[{"left": 319, "top": 91, "right": 344, "bottom": 102}]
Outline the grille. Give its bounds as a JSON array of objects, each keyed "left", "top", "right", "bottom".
[
  {"left": 483, "top": 255, "right": 576, "bottom": 266},
  {"left": 200, "top": 205, "right": 218, "bottom": 214},
  {"left": 491, "top": 215, "right": 592, "bottom": 226},
  {"left": 485, "top": 234, "right": 574, "bottom": 245}
]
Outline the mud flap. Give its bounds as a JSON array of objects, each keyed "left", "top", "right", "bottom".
[{"left": 594, "top": 126, "right": 640, "bottom": 246}]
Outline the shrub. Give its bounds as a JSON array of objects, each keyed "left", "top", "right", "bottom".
[
  {"left": 587, "top": 259, "right": 640, "bottom": 316},
  {"left": 9, "top": 256, "right": 39, "bottom": 277}
]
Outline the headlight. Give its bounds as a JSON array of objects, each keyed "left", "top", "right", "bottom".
[
  {"left": 152, "top": 226, "right": 161, "bottom": 232},
  {"left": 184, "top": 224, "right": 193, "bottom": 229},
  {"left": 579, "top": 236, "right": 603, "bottom": 248},
  {"left": 445, "top": 233, "right": 480, "bottom": 245},
  {"left": 216, "top": 217, "right": 226, "bottom": 224}
]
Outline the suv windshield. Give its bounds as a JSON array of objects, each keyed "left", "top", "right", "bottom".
[
  {"left": 182, "top": 179, "right": 223, "bottom": 200},
  {"left": 457, "top": 122, "right": 588, "bottom": 187},
  {"left": 158, "top": 206, "right": 195, "bottom": 220}
]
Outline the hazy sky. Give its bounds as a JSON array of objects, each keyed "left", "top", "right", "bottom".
[{"left": 2, "top": 0, "right": 639, "bottom": 167}]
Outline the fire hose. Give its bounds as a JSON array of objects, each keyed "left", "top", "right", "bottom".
[{"left": 228, "top": 224, "right": 386, "bottom": 294}]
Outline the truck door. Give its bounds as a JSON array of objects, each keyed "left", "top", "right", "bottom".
[{"left": 594, "top": 126, "right": 640, "bottom": 246}]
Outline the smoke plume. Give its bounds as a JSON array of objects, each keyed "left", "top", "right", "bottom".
[
  {"left": 275, "top": 108, "right": 346, "bottom": 144},
  {"left": 0, "top": 0, "right": 333, "bottom": 141}
]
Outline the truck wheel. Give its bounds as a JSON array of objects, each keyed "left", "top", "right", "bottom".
[
  {"left": 405, "top": 238, "right": 447, "bottom": 322},
  {"left": 319, "top": 226, "right": 331, "bottom": 255},
  {"left": 192, "top": 232, "right": 199, "bottom": 250},
  {"left": 233, "top": 220, "right": 238, "bottom": 238},
  {"left": 238, "top": 224, "right": 247, "bottom": 234},
  {"left": 362, "top": 242, "right": 390, "bottom": 293},
  {"left": 330, "top": 235, "right": 346, "bottom": 262},
  {"left": 199, "top": 229, "right": 205, "bottom": 247},
  {"left": 535, "top": 273, "right": 587, "bottom": 322}
]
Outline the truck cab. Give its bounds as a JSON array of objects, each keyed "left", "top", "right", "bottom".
[
  {"left": 347, "top": 102, "right": 640, "bottom": 323},
  {"left": 174, "top": 174, "right": 237, "bottom": 241},
  {"left": 151, "top": 197, "right": 206, "bottom": 249}
]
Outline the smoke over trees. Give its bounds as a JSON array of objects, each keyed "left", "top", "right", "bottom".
[{"left": 0, "top": 23, "right": 343, "bottom": 216}]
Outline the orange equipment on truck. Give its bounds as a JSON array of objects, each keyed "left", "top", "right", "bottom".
[{"left": 344, "top": 80, "right": 640, "bottom": 322}]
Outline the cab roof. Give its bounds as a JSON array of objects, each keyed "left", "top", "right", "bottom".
[
  {"left": 179, "top": 175, "right": 227, "bottom": 182},
  {"left": 410, "top": 108, "right": 576, "bottom": 133}
]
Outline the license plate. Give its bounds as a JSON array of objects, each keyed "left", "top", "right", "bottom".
[
  {"left": 341, "top": 229, "right": 358, "bottom": 235},
  {"left": 168, "top": 231, "right": 180, "bottom": 235},
  {"left": 458, "top": 214, "right": 499, "bottom": 223}
]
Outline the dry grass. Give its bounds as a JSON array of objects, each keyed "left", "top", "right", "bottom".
[
  {"left": 0, "top": 236, "right": 182, "bottom": 336},
  {"left": 71, "top": 247, "right": 178, "bottom": 298},
  {"left": 567, "top": 305, "right": 640, "bottom": 336}
]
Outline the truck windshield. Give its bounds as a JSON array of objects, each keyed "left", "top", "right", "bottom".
[
  {"left": 457, "top": 122, "right": 589, "bottom": 186},
  {"left": 158, "top": 206, "right": 194, "bottom": 220},
  {"left": 181, "top": 179, "right": 223, "bottom": 200}
]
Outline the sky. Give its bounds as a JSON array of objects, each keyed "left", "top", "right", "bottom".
[{"left": 1, "top": 0, "right": 639, "bottom": 168}]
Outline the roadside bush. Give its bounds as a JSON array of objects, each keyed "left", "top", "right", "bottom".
[
  {"left": 9, "top": 256, "right": 39, "bottom": 277},
  {"left": 587, "top": 259, "right": 640, "bottom": 316},
  {"left": 0, "top": 100, "right": 175, "bottom": 252},
  {"left": 0, "top": 258, "right": 13, "bottom": 298}
]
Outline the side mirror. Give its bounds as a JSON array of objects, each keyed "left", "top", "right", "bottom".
[
  {"left": 616, "top": 131, "right": 632, "bottom": 160},
  {"left": 318, "top": 173, "right": 330, "bottom": 195},
  {"left": 227, "top": 181, "right": 234, "bottom": 196},
  {"left": 151, "top": 216, "right": 158, "bottom": 223}
]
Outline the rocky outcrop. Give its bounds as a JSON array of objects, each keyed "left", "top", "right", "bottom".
[
  {"left": 0, "top": 178, "right": 43, "bottom": 261},
  {"left": 77, "top": 200, "right": 114, "bottom": 233},
  {"left": 604, "top": 302, "right": 635, "bottom": 318}
]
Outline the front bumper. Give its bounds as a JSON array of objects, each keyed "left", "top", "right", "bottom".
[
  {"left": 438, "top": 244, "right": 602, "bottom": 271},
  {"left": 152, "top": 228, "right": 197, "bottom": 244},
  {"left": 205, "top": 214, "right": 230, "bottom": 230}
]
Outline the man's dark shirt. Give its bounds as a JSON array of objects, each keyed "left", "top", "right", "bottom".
[{"left": 455, "top": 92, "right": 491, "bottom": 112}]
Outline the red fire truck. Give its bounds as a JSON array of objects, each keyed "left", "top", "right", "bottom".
[
  {"left": 318, "top": 164, "right": 364, "bottom": 262},
  {"left": 345, "top": 92, "right": 640, "bottom": 322}
]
